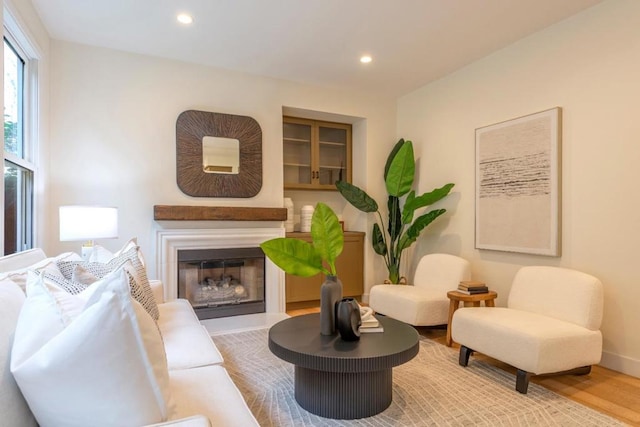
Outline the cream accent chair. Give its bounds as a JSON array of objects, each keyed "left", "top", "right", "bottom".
[
  {"left": 369, "top": 253, "right": 471, "bottom": 326},
  {"left": 452, "top": 266, "right": 603, "bottom": 394}
]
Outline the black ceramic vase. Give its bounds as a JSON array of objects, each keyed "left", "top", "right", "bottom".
[
  {"left": 335, "top": 298, "right": 361, "bottom": 341},
  {"left": 320, "top": 275, "right": 343, "bottom": 335}
]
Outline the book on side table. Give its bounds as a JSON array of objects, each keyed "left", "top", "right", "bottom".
[{"left": 457, "top": 280, "right": 489, "bottom": 295}]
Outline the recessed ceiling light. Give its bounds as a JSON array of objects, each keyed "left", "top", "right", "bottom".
[
  {"left": 177, "top": 13, "right": 193, "bottom": 25},
  {"left": 360, "top": 55, "right": 372, "bottom": 64}
]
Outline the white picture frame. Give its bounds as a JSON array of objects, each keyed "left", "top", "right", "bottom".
[{"left": 475, "top": 107, "right": 561, "bottom": 256}]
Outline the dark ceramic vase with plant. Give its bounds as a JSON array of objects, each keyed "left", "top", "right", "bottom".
[{"left": 260, "top": 202, "right": 344, "bottom": 335}]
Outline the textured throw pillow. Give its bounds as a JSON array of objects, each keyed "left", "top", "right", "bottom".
[
  {"left": 0, "top": 252, "right": 82, "bottom": 292},
  {"left": 71, "top": 264, "right": 99, "bottom": 285},
  {"left": 58, "top": 246, "right": 159, "bottom": 321},
  {"left": 41, "top": 271, "right": 89, "bottom": 295},
  {"left": 11, "top": 268, "right": 175, "bottom": 427}
]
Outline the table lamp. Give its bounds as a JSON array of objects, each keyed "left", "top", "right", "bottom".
[{"left": 59, "top": 206, "right": 118, "bottom": 259}]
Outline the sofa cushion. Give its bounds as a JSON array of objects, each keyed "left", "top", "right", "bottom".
[
  {"left": 168, "top": 364, "right": 258, "bottom": 426},
  {"left": 157, "top": 300, "right": 223, "bottom": 369},
  {"left": 158, "top": 299, "right": 201, "bottom": 328},
  {"left": 452, "top": 307, "right": 603, "bottom": 374},
  {"left": 162, "top": 324, "right": 224, "bottom": 370},
  {"left": 0, "top": 278, "right": 37, "bottom": 427},
  {"left": 57, "top": 246, "right": 159, "bottom": 321},
  {"left": 11, "top": 268, "right": 175, "bottom": 427}
]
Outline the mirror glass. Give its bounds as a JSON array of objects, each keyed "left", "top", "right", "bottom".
[{"left": 202, "top": 136, "right": 240, "bottom": 174}]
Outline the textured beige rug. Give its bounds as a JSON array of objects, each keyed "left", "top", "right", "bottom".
[{"left": 212, "top": 329, "right": 625, "bottom": 426}]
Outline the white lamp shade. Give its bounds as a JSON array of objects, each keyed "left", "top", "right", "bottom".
[{"left": 59, "top": 206, "right": 118, "bottom": 241}]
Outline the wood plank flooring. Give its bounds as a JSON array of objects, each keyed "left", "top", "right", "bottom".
[{"left": 287, "top": 307, "right": 640, "bottom": 426}]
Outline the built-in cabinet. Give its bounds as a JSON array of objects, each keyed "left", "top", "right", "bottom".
[
  {"left": 285, "top": 231, "right": 364, "bottom": 307},
  {"left": 283, "top": 117, "right": 352, "bottom": 190}
]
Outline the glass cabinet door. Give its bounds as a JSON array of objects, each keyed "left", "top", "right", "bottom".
[
  {"left": 283, "top": 121, "right": 312, "bottom": 186},
  {"left": 318, "top": 125, "right": 347, "bottom": 186},
  {"left": 283, "top": 117, "right": 351, "bottom": 190}
]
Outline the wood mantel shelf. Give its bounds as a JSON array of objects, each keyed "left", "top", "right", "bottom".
[{"left": 154, "top": 205, "right": 287, "bottom": 221}]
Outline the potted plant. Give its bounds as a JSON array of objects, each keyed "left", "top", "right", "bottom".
[
  {"left": 337, "top": 138, "right": 454, "bottom": 284},
  {"left": 260, "top": 202, "right": 344, "bottom": 335}
]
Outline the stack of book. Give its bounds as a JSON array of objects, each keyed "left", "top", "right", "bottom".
[
  {"left": 359, "top": 307, "right": 384, "bottom": 333},
  {"left": 457, "top": 281, "right": 489, "bottom": 295}
]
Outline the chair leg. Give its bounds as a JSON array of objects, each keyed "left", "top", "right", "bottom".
[
  {"left": 572, "top": 365, "right": 591, "bottom": 376},
  {"left": 516, "top": 369, "right": 532, "bottom": 394},
  {"left": 459, "top": 345, "right": 473, "bottom": 367}
]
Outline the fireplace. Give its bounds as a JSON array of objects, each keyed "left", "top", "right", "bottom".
[
  {"left": 154, "top": 227, "right": 285, "bottom": 325},
  {"left": 178, "top": 247, "right": 265, "bottom": 319}
]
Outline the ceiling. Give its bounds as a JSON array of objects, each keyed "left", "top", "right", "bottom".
[{"left": 31, "top": 0, "right": 603, "bottom": 98}]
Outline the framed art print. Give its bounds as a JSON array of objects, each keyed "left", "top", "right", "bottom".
[{"left": 475, "top": 107, "right": 561, "bottom": 256}]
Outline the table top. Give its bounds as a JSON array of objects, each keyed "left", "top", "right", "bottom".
[
  {"left": 268, "top": 313, "right": 419, "bottom": 373},
  {"left": 447, "top": 290, "right": 498, "bottom": 301}
]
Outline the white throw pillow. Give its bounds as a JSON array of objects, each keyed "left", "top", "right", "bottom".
[
  {"left": 89, "top": 237, "right": 147, "bottom": 267},
  {"left": 11, "top": 267, "right": 175, "bottom": 427}
]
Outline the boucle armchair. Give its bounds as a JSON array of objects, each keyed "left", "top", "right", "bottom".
[
  {"left": 452, "top": 266, "right": 603, "bottom": 393},
  {"left": 369, "top": 253, "right": 471, "bottom": 326}
]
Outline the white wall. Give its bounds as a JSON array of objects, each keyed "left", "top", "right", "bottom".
[
  {"left": 46, "top": 40, "right": 397, "bottom": 288},
  {"left": 397, "top": 0, "right": 640, "bottom": 377}
]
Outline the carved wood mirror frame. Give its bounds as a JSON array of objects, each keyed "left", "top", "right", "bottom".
[{"left": 176, "top": 110, "right": 262, "bottom": 197}]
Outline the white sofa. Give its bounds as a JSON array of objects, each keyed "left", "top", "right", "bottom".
[{"left": 0, "top": 248, "right": 259, "bottom": 427}]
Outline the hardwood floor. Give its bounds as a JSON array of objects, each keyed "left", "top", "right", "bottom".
[{"left": 287, "top": 307, "right": 640, "bottom": 426}]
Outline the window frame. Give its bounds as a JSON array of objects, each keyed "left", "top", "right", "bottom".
[{"left": 3, "top": 7, "right": 40, "bottom": 255}]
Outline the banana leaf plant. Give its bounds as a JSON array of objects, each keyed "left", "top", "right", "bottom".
[
  {"left": 336, "top": 138, "right": 454, "bottom": 284},
  {"left": 260, "top": 202, "right": 343, "bottom": 278}
]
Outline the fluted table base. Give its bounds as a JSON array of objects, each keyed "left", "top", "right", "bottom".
[{"left": 295, "top": 366, "right": 392, "bottom": 419}]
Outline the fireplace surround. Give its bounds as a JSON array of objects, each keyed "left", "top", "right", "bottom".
[{"left": 154, "top": 228, "right": 285, "bottom": 317}]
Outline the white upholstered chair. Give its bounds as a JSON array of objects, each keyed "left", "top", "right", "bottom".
[
  {"left": 452, "top": 266, "right": 603, "bottom": 394},
  {"left": 369, "top": 253, "right": 471, "bottom": 326}
]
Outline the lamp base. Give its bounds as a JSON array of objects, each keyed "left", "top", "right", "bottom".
[{"left": 80, "top": 241, "right": 95, "bottom": 260}]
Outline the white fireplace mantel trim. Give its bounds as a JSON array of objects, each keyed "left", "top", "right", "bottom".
[{"left": 154, "top": 227, "right": 286, "bottom": 313}]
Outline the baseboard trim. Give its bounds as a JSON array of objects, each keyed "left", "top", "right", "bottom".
[{"left": 600, "top": 350, "right": 640, "bottom": 378}]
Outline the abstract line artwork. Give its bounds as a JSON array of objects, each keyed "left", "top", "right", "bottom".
[{"left": 475, "top": 108, "right": 561, "bottom": 256}]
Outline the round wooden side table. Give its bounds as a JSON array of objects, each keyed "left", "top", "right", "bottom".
[{"left": 446, "top": 290, "right": 498, "bottom": 347}]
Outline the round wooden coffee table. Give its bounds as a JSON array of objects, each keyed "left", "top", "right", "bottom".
[
  {"left": 446, "top": 290, "right": 498, "bottom": 346},
  {"left": 268, "top": 313, "right": 419, "bottom": 419}
]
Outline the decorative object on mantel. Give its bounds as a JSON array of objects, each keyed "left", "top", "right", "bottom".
[
  {"left": 153, "top": 205, "right": 286, "bottom": 221},
  {"left": 260, "top": 202, "right": 344, "bottom": 335},
  {"left": 176, "top": 110, "right": 262, "bottom": 198},
  {"left": 337, "top": 138, "right": 455, "bottom": 284},
  {"left": 475, "top": 107, "right": 561, "bottom": 256}
]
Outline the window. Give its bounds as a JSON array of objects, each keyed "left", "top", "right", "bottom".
[{"left": 3, "top": 34, "right": 34, "bottom": 255}]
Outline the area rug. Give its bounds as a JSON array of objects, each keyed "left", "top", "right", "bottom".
[{"left": 211, "top": 329, "right": 625, "bottom": 426}]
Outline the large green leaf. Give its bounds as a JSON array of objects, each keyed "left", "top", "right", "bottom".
[
  {"left": 385, "top": 140, "right": 415, "bottom": 197},
  {"left": 336, "top": 181, "right": 378, "bottom": 213},
  {"left": 260, "top": 238, "right": 323, "bottom": 277},
  {"left": 387, "top": 195, "right": 402, "bottom": 243},
  {"left": 397, "top": 209, "right": 446, "bottom": 252},
  {"left": 311, "top": 202, "right": 344, "bottom": 274},
  {"left": 402, "top": 183, "right": 455, "bottom": 224},
  {"left": 372, "top": 223, "right": 387, "bottom": 256},
  {"left": 384, "top": 138, "right": 405, "bottom": 180}
]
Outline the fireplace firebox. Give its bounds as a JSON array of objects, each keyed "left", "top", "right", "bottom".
[{"left": 177, "top": 247, "right": 265, "bottom": 320}]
